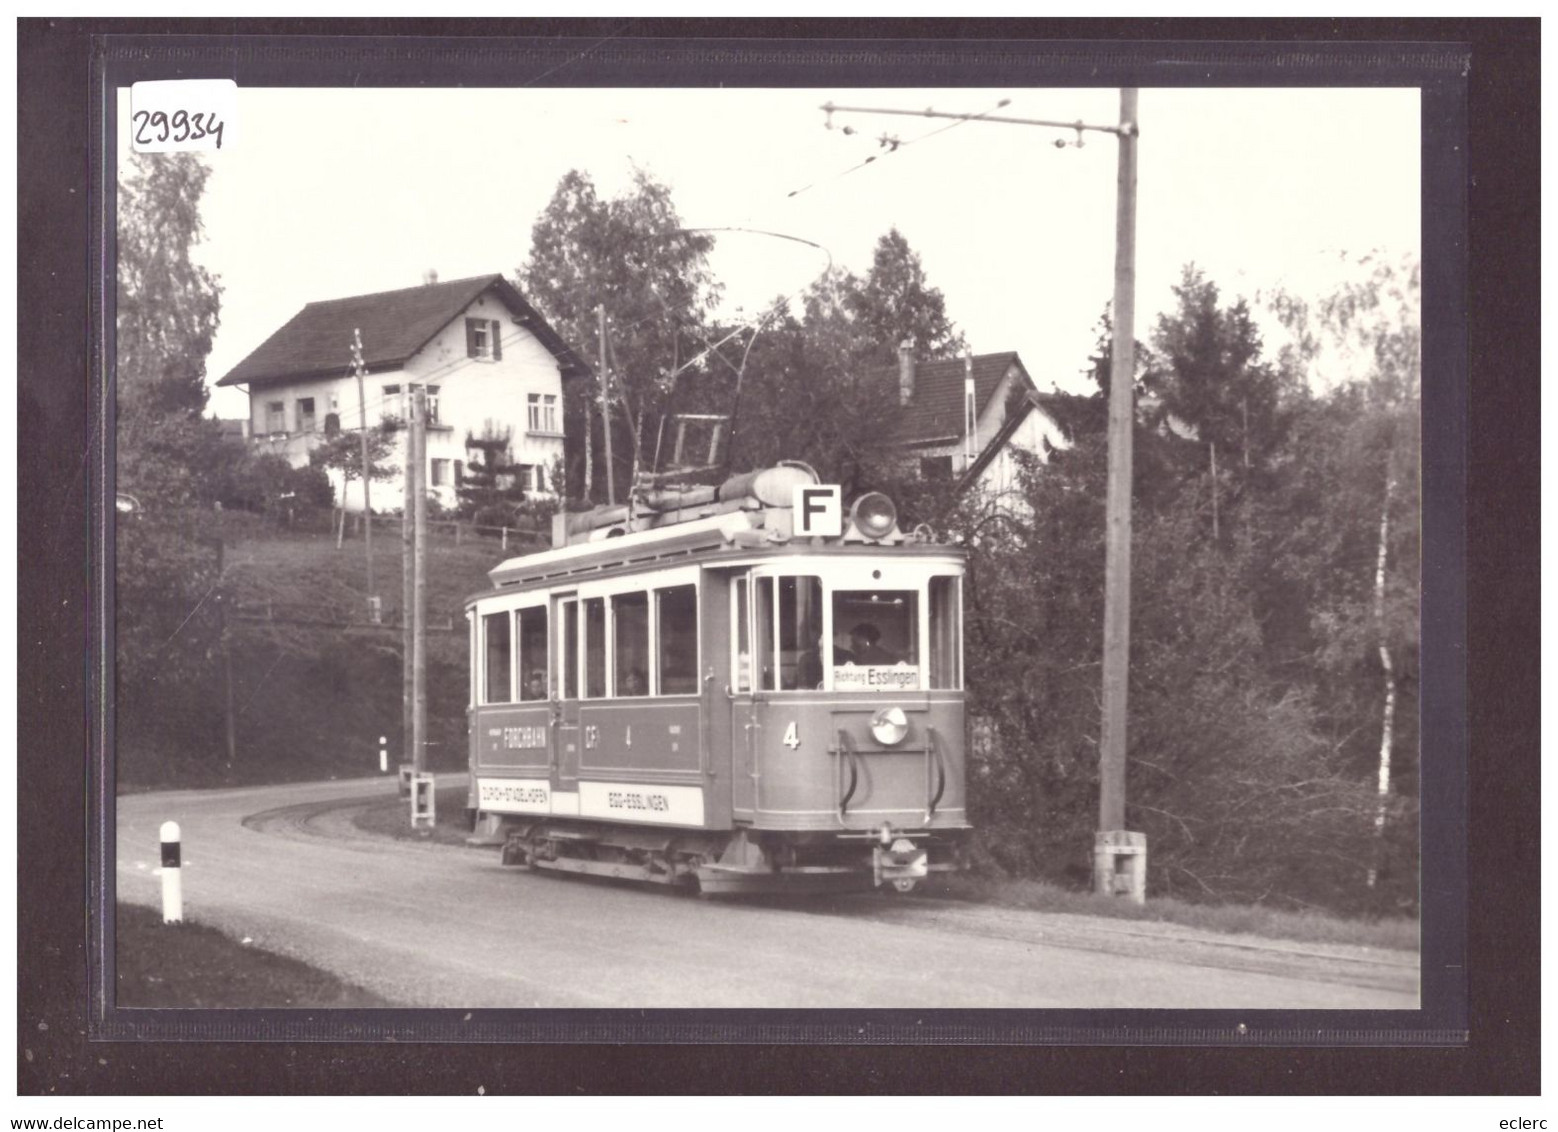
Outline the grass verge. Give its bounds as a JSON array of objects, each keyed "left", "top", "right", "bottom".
[
  {"left": 116, "top": 902, "right": 395, "bottom": 1008},
  {"left": 933, "top": 872, "right": 1419, "bottom": 952},
  {"left": 351, "top": 784, "right": 478, "bottom": 848}
]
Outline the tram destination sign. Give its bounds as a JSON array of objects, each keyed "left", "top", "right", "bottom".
[
  {"left": 793, "top": 484, "right": 842, "bottom": 537},
  {"left": 833, "top": 664, "right": 919, "bottom": 691}
]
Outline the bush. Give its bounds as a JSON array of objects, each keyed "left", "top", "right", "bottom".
[{"left": 216, "top": 452, "right": 334, "bottom": 514}]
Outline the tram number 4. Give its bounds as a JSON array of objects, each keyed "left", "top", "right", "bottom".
[{"left": 783, "top": 721, "right": 801, "bottom": 749}]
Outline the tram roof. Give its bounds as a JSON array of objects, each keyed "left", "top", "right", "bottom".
[{"left": 476, "top": 508, "right": 963, "bottom": 600}]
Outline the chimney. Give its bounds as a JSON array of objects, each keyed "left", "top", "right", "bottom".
[
  {"left": 963, "top": 352, "right": 977, "bottom": 461},
  {"left": 897, "top": 339, "right": 916, "bottom": 406},
  {"left": 422, "top": 269, "right": 439, "bottom": 286}
]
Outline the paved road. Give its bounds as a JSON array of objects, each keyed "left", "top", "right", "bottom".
[{"left": 116, "top": 776, "right": 1419, "bottom": 1009}]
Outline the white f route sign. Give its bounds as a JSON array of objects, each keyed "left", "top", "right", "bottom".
[{"left": 793, "top": 484, "right": 842, "bottom": 537}]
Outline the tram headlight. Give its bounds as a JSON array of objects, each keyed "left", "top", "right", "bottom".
[
  {"left": 870, "top": 706, "right": 909, "bottom": 746},
  {"left": 849, "top": 492, "right": 898, "bottom": 540}
]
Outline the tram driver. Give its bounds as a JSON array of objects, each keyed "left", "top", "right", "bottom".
[{"left": 846, "top": 622, "right": 898, "bottom": 666}]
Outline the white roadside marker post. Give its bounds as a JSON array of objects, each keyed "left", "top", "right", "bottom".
[
  {"left": 159, "top": 821, "right": 183, "bottom": 923},
  {"left": 379, "top": 734, "right": 388, "bottom": 774}
]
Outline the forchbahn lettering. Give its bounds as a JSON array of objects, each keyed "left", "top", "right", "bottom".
[{"left": 500, "top": 726, "right": 547, "bottom": 750}]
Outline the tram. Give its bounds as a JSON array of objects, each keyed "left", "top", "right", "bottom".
[{"left": 464, "top": 462, "right": 970, "bottom": 895}]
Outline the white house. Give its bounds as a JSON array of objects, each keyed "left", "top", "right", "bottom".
[
  {"left": 216, "top": 274, "right": 588, "bottom": 512},
  {"left": 882, "top": 346, "right": 1074, "bottom": 508}
]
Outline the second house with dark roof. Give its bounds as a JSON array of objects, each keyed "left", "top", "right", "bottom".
[
  {"left": 217, "top": 273, "right": 589, "bottom": 513},
  {"left": 884, "top": 343, "right": 1074, "bottom": 507}
]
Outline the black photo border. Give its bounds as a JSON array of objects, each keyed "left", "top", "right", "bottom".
[{"left": 18, "top": 17, "right": 1536, "bottom": 1095}]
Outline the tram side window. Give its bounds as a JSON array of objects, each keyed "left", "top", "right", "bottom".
[
  {"left": 583, "top": 597, "right": 607, "bottom": 698},
  {"left": 732, "top": 577, "right": 751, "bottom": 692},
  {"left": 517, "top": 607, "right": 548, "bottom": 700},
  {"left": 754, "top": 575, "right": 823, "bottom": 691},
  {"left": 483, "top": 611, "right": 512, "bottom": 704},
  {"left": 657, "top": 584, "right": 698, "bottom": 695},
  {"left": 928, "top": 576, "right": 961, "bottom": 689},
  {"left": 612, "top": 592, "right": 649, "bottom": 697},
  {"left": 561, "top": 600, "right": 579, "bottom": 700},
  {"left": 755, "top": 578, "right": 774, "bottom": 690}
]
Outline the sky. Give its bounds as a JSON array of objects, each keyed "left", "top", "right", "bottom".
[{"left": 116, "top": 85, "right": 1420, "bottom": 420}]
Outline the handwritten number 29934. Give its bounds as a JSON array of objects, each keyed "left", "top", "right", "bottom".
[{"left": 132, "top": 109, "right": 225, "bottom": 149}]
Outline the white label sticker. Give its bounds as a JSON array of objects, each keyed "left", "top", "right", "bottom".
[
  {"left": 792, "top": 484, "right": 842, "bottom": 537},
  {"left": 130, "top": 80, "right": 237, "bottom": 152}
]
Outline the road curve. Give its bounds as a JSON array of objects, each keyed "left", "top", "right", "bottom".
[{"left": 116, "top": 776, "right": 1419, "bottom": 1009}]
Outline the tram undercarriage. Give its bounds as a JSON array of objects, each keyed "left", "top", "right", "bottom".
[{"left": 485, "top": 817, "right": 966, "bottom": 896}]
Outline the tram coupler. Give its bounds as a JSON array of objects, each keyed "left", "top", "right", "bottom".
[{"left": 873, "top": 836, "right": 928, "bottom": 890}]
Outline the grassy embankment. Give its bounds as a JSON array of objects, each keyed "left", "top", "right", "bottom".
[
  {"left": 118, "top": 512, "right": 520, "bottom": 790},
  {"left": 116, "top": 902, "right": 392, "bottom": 1007}
]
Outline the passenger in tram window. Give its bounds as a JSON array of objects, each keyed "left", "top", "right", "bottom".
[
  {"left": 797, "top": 640, "right": 824, "bottom": 689},
  {"left": 622, "top": 668, "right": 647, "bottom": 697},
  {"left": 524, "top": 670, "right": 547, "bottom": 701},
  {"left": 849, "top": 622, "right": 898, "bottom": 665}
]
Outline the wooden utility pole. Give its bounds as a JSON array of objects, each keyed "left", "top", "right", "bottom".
[
  {"left": 352, "top": 328, "right": 375, "bottom": 606},
  {"left": 819, "top": 91, "right": 1145, "bottom": 899},
  {"left": 412, "top": 385, "right": 429, "bottom": 775},
  {"left": 598, "top": 303, "right": 616, "bottom": 506},
  {"left": 401, "top": 389, "right": 414, "bottom": 766},
  {"left": 1098, "top": 88, "right": 1139, "bottom": 839}
]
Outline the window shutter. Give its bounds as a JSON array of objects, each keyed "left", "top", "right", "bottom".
[
  {"left": 491, "top": 320, "right": 502, "bottom": 361},
  {"left": 465, "top": 318, "right": 478, "bottom": 358}
]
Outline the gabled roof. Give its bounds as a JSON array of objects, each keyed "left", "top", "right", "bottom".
[
  {"left": 1031, "top": 390, "right": 1105, "bottom": 440},
  {"left": 216, "top": 274, "right": 589, "bottom": 389},
  {"left": 882, "top": 352, "right": 1032, "bottom": 448}
]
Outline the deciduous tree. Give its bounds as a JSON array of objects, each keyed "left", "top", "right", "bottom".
[
  {"left": 115, "top": 153, "right": 226, "bottom": 761},
  {"left": 518, "top": 169, "right": 720, "bottom": 501}
]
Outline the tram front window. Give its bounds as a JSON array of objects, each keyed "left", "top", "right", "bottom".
[
  {"left": 928, "top": 575, "right": 962, "bottom": 690},
  {"left": 754, "top": 575, "right": 822, "bottom": 691},
  {"left": 832, "top": 590, "right": 919, "bottom": 691}
]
